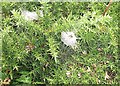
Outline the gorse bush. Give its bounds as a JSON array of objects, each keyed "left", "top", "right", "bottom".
[{"left": 1, "top": 2, "right": 119, "bottom": 85}]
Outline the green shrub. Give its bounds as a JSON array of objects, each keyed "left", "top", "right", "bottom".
[{"left": 1, "top": 2, "right": 119, "bottom": 85}]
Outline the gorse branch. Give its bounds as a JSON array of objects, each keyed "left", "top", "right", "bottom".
[{"left": 103, "top": 0, "right": 112, "bottom": 16}]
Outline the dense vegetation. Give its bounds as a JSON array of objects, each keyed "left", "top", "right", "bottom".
[{"left": 1, "top": 2, "right": 119, "bottom": 85}]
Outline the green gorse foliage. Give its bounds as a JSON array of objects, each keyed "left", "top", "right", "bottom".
[{"left": 1, "top": 2, "right": 119, "bottom": 85}]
